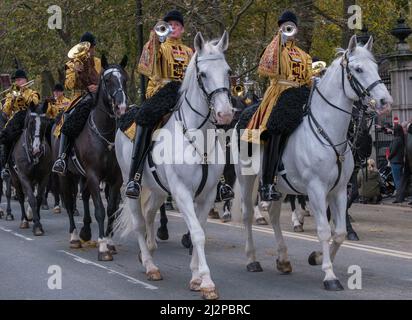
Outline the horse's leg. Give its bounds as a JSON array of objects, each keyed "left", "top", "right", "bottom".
[
  {"left": 51, "top": 173, "right": 61, "bottom": 213},
  {"left": 157, "top": 204, "right": 169, "bottom": 241},
  {"left": 291, "top": 195, "right": 304, "bottom": 232},
  {"left": 328, "top": 190, "right": 348, "bottom": 264},
  {"left": 88, "top": 176, "right": 112, "bottom": 261},
  {"left": 173, "top": 188, "right": 218, "bottom": 300},
  {"left": 105, "top": 182, "right": 122, "bottom": 254},
  {"left": 145, "top": 194, "right": 167, "bottom": 256},
  {"left": 5, "top": 177, "right": 14, "bottom": 221},
  {"left": 36, "top": 177, "right": 50, "bottom": 229},
  {"left": 15, "top": 180, "right": 29, "bottom": 229},
  {"left": 267, "top": 197, "right": 292, "bottom": 273},
  {"left": 41, "top": 177, "right": 51, "bottom": 210},
  {"left": 60, "top": 175, "right": 81, "bottom": 248},
  {"left": 307, "top": 186, "right": 343, "bottom": 291},
  {"left": 0, "top": 177, "right": 4, "bottom": 219},
  {"left": 239, "top": 174, "right": 262, "bottom": 272},
  {"left": 128, "top": 197, "right": 162, "bottom": 280},
  {"left": 19, "top": 177, "right": 43, "bottom": 236},
  {"left": 79, "top": 187, "right": 92, "bottom": 242}
]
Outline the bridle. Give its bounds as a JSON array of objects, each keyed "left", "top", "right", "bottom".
[
  {"left": 176, "top": 53, "right": 232, "bottom": 131},
  {"left": 24, "top": 112, "right": 47, "bottom": 164}
]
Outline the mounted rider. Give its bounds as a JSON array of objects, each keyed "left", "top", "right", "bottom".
[
  {"left": 52, "top": 32, "right": 102, "bottom": 175},
  {"left": 125, "top": 10, "right": 193, "bottom": 199},
  {"left": 0, "top": 69, "right": 40, "bottom": 178},
  {"left": 46, "top": 83, "right": 71, "bottom": 119},
  {"left": 242, "top": 11, "right": 313, "bottom": 201}
]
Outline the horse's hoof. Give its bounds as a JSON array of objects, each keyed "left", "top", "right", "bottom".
[
  {"left": 347, "top": 231, "right": 359, "bottom": 241},
  {"left": 255, "top": 217, "right": 268, "bottom": 225},
  {"left": 98, "top": 251, "right": 113, "bottom": 262},
  {"left": 247, "top": 261, "right": 263, "bottom": 272},
  {"left": 294, "top": 225, "right": 304, "bottom": 232},
  {"left": 107, "top": 244, "right": 117, "bottom": 255},
  {"left": 73, "top": 209, "right": 80, "bottom": 217},
  {"left": 53, "top": 206, "right": 61, "bottom": 214},
  {"left": 276, "top": 259, "right": 292, "bottom": 274},
  {"left": 208, "top": 210, "right": 220, "bottom": 219},
  {"left": 157, "top": 227, "right": 169, "bottom": 241},
  {"left": 324, "top": 279, "right": 344, "bottom": 291},
  {"left": 308, "top": 251, "right": 322, "bottom": 266},
  {"left": 189, "top": 279, "right": 202, "bottom": 291},
  {"left": 147, "top": 270, "right": 163, "bottom": 281},
  {"left": 33, "top": 226, "right": 44, "bottom": 236},
  {"left": 181, "top": 233, "right": 192, "bottom": 249},
  {"left": 19, "top": 221, "right": 30, "bottom": 229},
  {"left": 79, "top": 227, "right": 92, "bottom": 242},
  {"left": 41, "top": 204, "right": 49, "bottom": 210},
  {"left": 70, "top": 240, "right": 82, "bottom": 249},
  {"left": 201, "top": 288, "right": 219, "bottom": 300},
  {"left": 6, "top": 214, "right": 14, "bottom": 221},
  {"left": 221, "top": 214, "right": 231, "bottom": 223}
]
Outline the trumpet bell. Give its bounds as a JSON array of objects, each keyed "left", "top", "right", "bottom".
[
  {"left": 154, "top": 21, "right": 172, "bottom": 42},
  {"left": 280, "top": 22, "right": 297, "bottom": 38},
  {"left": 68, "top": 41, "right": 91, "bottom": 60}
]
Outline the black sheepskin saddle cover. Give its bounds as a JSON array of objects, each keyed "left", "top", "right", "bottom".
[
  {"left": 61, "top": 104, "right": 93, "bottom": 139},
  {"left": 236, "top": 103, "right": 259, "bottom": 136},
  {"left": 0, "top": 110, "right": 27, "bottom": 145},
  {"left": 267, "top": 86, "right": 310, "bottom": 135}
]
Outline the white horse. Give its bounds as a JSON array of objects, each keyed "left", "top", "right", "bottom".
[
  {"left": 234, "top": 35, "right": 392, "bottom": 290},
  {"left": 115, "top": 32, "right": 233, "bottom": 299}
]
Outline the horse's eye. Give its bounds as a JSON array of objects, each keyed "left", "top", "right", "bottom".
[
  {"left": 355, "top": 67, "right": 363, "bottom": 73},
  {"left": 199, "top": 72, "right": 207, "bottom": 78}
]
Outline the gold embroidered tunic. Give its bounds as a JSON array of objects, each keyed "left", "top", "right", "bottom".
[
  {"left": 46, "top": 95, "right": 71, "bottom": 119},
  {"left": 242, "top": 35, "right": 312, "bottom": 143},
  {"left": 1, "top": 87, "right": 40, "bottom": 123}
]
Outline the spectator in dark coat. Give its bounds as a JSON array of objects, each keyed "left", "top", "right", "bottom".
[
  {"left": 388, "top": 125, "right": 405, "bottom": 199},
  {"left": 357, "top": 159, "right": 382, "bottom": 204}
]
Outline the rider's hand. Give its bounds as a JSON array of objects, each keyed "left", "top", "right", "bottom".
[{"left": 88, "top": 84, "right": 98, "bottom": 93}]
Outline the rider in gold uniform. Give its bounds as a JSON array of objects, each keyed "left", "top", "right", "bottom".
[
  {"left": 0, "top": 69, "right": 40, "bottom": 178},
  {"left": 52, "top": 32, "right": 102, "bottom": 175},
  {"left": 46, "top": 83, "right": 71, "bottom": 119},
  {"left": 242, "top": 11, "right": 312, "bottom": 201},
  {"left": 125, "top": 10, "right": 193, "bottom": 199}
]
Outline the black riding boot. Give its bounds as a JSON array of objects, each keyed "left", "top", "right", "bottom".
[
  {"left": 125, "top": 126, "right": 152, "bottom": 199},
  {"left": 260, "top": 134, "right": 282, "bottom": 201},
  {"left": 52, "top": 133, "right": 70, "bottom": 175},
  {"left": 0, "top": 144, "right": 10, "bottom": 179}
]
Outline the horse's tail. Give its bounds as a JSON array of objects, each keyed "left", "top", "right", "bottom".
[{"left": 113, "top": 188, "right": 150, "bottom": 239}]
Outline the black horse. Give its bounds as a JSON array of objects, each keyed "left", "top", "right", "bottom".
[
  {"left": 11, "top": 102, "right": 52, "bottom": 235},
  {"left": 51, "top": 55, "right": 127, "bottom": 261}
]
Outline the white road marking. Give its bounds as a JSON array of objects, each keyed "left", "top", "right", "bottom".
[
  {"left": 0, "top": 226, "right": 34, "bottom": 241},
  {"left": 59, "top": 250, "right": 158, "bottom": 290},
  {"left": 167, "top": 212, "right": 412, "bottom": 260}
]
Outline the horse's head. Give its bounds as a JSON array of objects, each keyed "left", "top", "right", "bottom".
[
  {"left": 25, "top": 102, "right": 49, "bottom": 158},
  {"left": 100, "top": 54, "right": 128, "bottom": 117},
  {"left": 192, "top": 31, "right": 234, "bottom": 125},
  {"left": 341, "top": 35, "right": 393, "bottom": 114}
]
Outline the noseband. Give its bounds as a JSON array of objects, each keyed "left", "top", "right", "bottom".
[{"left": 25, "top": 112, "right": 47, "bottom": 164}]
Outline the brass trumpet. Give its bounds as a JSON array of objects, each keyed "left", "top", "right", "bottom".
[
  {"left": 154, "top": 21, "right": 172, "bottom": 43},
  {"left": 280, "top": 22, "right": 297, "bottom": 38},
  {"left": 232, "top": 83, "right": 245, "bottom": 97},
  {"left": 68, "top": 41, "right": 91, "bottom": 69},
  {"left": 0, "top": 80, "right": 34, "bottom": 103}
]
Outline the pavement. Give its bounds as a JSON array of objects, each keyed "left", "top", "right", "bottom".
[{"left": 0, "top": 196, "right": 411, "bottom": 300}]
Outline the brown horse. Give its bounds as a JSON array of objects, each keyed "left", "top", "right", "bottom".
[{"left": 51, "top": 56, "right": 128, "bottom": 261}]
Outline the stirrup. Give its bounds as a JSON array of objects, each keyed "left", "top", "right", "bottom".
[
  {"left": 217, "top": 183, "right": 235, "bottom": 202},
  {"left": 1, "top": 168, "right": 10, "bottom": 180},
  {"left": 52, "top": 158, "right": 67, "bottom": 175},
  {"left": 125, "top": 180, "right": 142, "bottom": 199},
  {"left": 260, "top": 184, "right": 282, "bottom": 202}
]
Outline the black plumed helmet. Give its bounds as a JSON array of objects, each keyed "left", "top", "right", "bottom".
[
  {"left": 278, "top": 10, "right": 298, "bottom": 27},
  {"left": 80, "top": 32, "right": 97, "bottom": 46},
  {"left": 53, "top": 83, "right": 64, "bottom": 92},
  {"left": 163, "top": 10, "right": 184, "bottom": 26},
  {"left": 12, "top": 69, "right": 27, "bottom": 80}
]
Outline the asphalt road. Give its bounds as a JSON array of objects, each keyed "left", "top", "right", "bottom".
[{"left": 0, "top": 197, "right": 411, "bottom": 300}]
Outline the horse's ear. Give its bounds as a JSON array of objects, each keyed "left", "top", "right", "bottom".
[
  {"left": 101, "top": 54, "right": 109, "bottom": 69},
  {"left": 120, "top": 55, "right": 128, "bottom": 69},
  {"left": 364, "top": 36, "right": 373, "bottom": 52},
  {"left": 216, "top": 30, "right": 229, "bottom": 52},
  {"left": 194, "top": 32, "right": 205, "bottom": 53},
  {"left": 347, "top": 34, "right": 357, "bottom": 54}
]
